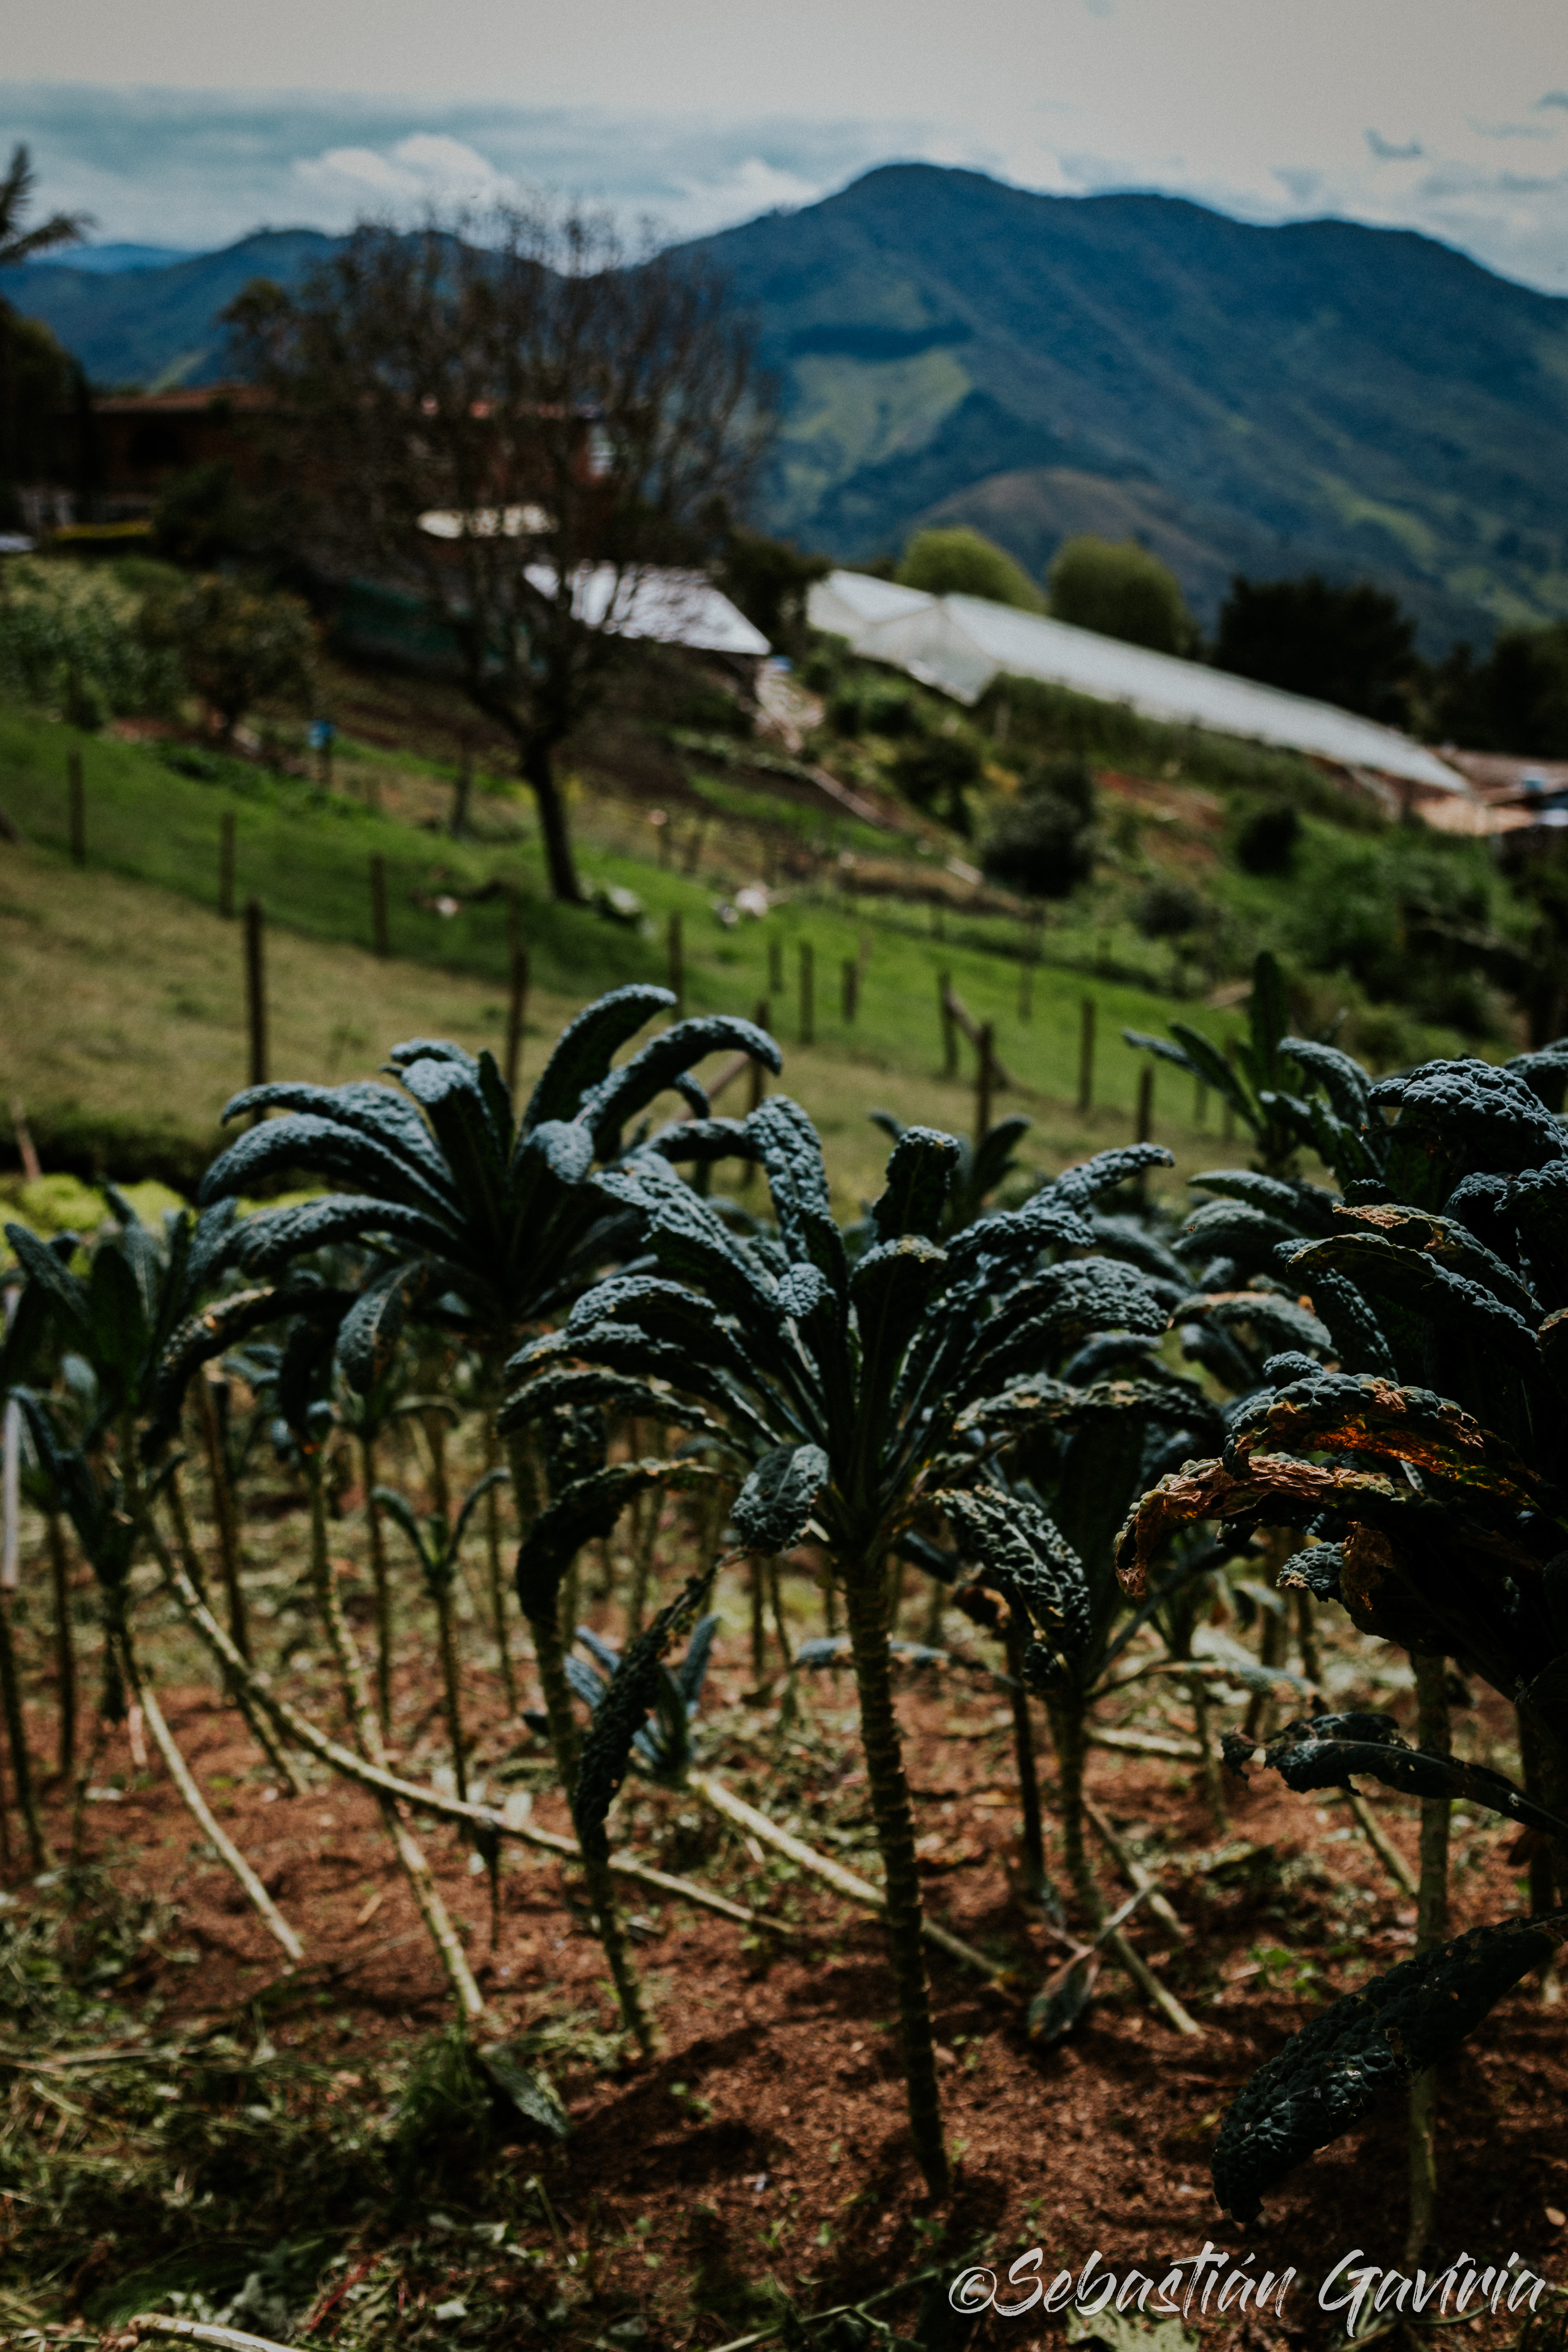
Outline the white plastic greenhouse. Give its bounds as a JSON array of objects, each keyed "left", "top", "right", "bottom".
[{"left": 807, "top": 572, "right": 1468, "bottom": 795}]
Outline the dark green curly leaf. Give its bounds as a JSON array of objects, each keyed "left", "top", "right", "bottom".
[
  {"left": 579, "top": 1015, "right": 780, "bottom": 1156},
  {"left": 1223, "top": 1711, "right": 1568, "bottom": 1838},
  {"left": 1212, "top": 1911, "right": 1568, "bottom": 2222},
  {"left": 870, "top": 1125, "right": 962, "bottom": 1245},
  {"left": 514, "top": 1460, "right": 718, "bottom": 1624},
  {"left": 475, "top": 2042, "right": 571, "bottom": 2142},
  {"left": 732, "top": 1443, "right": 829, "bottom": 1553},
  {"left": 573, "top": 1570, "right": 715, "bottom": 1861},
  {"left": 940, "top": 1487, "right": 1091, "bottom": 1669}
]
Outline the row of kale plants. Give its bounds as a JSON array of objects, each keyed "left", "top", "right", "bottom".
[{"left": 1, "top": 955, "right": 1565, "bottom": 2240}]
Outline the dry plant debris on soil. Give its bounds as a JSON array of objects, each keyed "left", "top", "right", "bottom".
[{"left": 0, "top": 1464, "right": 1564, "bottom": 2350}]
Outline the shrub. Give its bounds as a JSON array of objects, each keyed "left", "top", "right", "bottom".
[
  {"left": 1279, "top": 828, "right": 1511, "bottom": 1037},
  {"left": 896, "top": 526, "right": 1046, "bottom": 613},
  {"left": 1048, "top": 535, "right": 1192, "bottom": 654},
  {"left": 0, "top": 556, "right": 180, "bottom": 727},
  {"left": 1234, "top": 801, "right": 1300, "bottom": 875},
  {"left": 1134, "top": 878, "right": 1209, "bottom": 940},
  {"left": 142, "top": 573, "right": 316, "bottom": 742},
  {"left": 891, "top": 731, "right": 983, "bottom": 832},
  {"left": 981, "top": 755, "right": 1096, "bottom": 897}
]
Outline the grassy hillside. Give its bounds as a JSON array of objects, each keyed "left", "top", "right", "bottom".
[
  {"left": 0, "top": 702, "right": 1271, "bottom": 1210},
  {"left": 0, "top": 559, "right": 1522, "bottom": 1208}
]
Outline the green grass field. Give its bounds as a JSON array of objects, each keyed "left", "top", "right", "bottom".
[{"left": 0, "top": 695, "right": 1484, "bottom": 1213}]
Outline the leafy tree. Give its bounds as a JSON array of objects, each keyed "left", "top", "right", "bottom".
[
  {"left": 1212, "top": 572, "right": 1416, "bottom": 725},
  {"left": 141, "top": 572, "right": 315, "bottom": 743},
  {"left": 1048, "top": 536, "right": 1192, "bottom": 654},
  {"left": 226, "top": 206, "right": 773, "bottom": 904},
  {"left": 0, "top": 144, "right": 90, "bottom": 272},
  {"left": 0, "top": 315, "right": 71, "bottom": 514},
  {"left": 897, "top": 526, "right": 1046, "bottom": 613},
  {"left": 504, "top": 1102, "right": 1170, "bottom": 2190},
  {"left": 152, "top": 460, "right": 259, "bottom": 568},
  {"left": 0, "top": 143, "right": 90, "bottom": 518},
  {"left": 981, "top": 755, "right": 1096, "bottom": 898},
  {"left": 715, "top": 526, "right": 828, "bottom": 658},
  {"left": 1430, "top": 621, "right": 1568, "bottom": 758}
]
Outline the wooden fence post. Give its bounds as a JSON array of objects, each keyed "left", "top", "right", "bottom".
[
  {"left": 451, "top": 736, "right": 473, "bottom": 838},
  {"left": 842, "top": 957, "right": 858, "bottom": 1023},
  {"left": 799, "top": 940, "right": 815, "bottom": 1045},
  {"left": 667, "top": 911, "right": 684, "bottom": 1012},
  {"left": 1135, "top": 1061, "right": 1154, "bottom": 1145},
  {"left": 218, "top": 810, "right": 235, "bottom": 918},
  {"left": 938, "top": 971, "right": 957, "bottom": 1077},
  {"left": 1077, "top": 997, "right": 1096, "bottom": 1113},
  {"left": 505, "top": 942, "right": 530, "bottom": 1100},
  {"left": 975, "top": 1022, "right": 995, "bottom": 1151},
  {"left": 67, "top": 747, "right": 85, "bottom": 867},
  {"left": 244, "top": 898, "right": 268, "bottom": 1100},
  {"left": 370, "top": 854, "right": 389, "bottom": 958}
]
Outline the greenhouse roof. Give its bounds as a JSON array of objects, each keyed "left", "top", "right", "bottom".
[{"left": 808, "top": 573, "right": 1468, "bottom": 795}]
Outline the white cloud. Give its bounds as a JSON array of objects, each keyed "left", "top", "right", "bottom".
[
  {"left": 658, "top": 157, "right": 829, "bottom": 236},
  {"left": 293, "top": 132, "right": 518, "bottom": 217}
]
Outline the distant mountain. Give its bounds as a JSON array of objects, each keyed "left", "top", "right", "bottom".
[
  {"left": 694, "top": 165, "right": 1568, "bottom": 650},
  {"left": 7, "top": 166, "right": 1568, "bottom": 649},
  {"left": 0, "top": 229, "right": 332, "bottom": 389},
  {"left": 35, "top": 244, "right": 194, "bottom": 275}
]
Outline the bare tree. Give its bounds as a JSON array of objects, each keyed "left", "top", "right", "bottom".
[{"left": 226, "top": 206, "right": 773, "bottom": 903}]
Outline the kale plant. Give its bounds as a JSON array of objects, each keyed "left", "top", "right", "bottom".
[{"left": 503, "top": 1095, "right": 1170, "bottom": 2191}]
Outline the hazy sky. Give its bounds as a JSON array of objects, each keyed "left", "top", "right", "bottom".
[{"left": 6, "top": 0, "right": 1568, "bottom": 288}]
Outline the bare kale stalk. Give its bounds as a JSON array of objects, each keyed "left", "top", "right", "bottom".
[{"left": 1407, "top": 1648, "right": 1451, "bottom": 2266}]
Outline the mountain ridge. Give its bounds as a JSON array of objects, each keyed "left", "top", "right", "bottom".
[
  {"left": 6, "top": 163, "right": 1568, "bottom": 650},
  {"left": 691, "top": 165, "right": 1568, "bottom": 650}
]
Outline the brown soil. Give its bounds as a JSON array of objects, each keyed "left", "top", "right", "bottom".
[{"left": 10, "top": 1620, "right": 1566, "bottom": 2348}]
